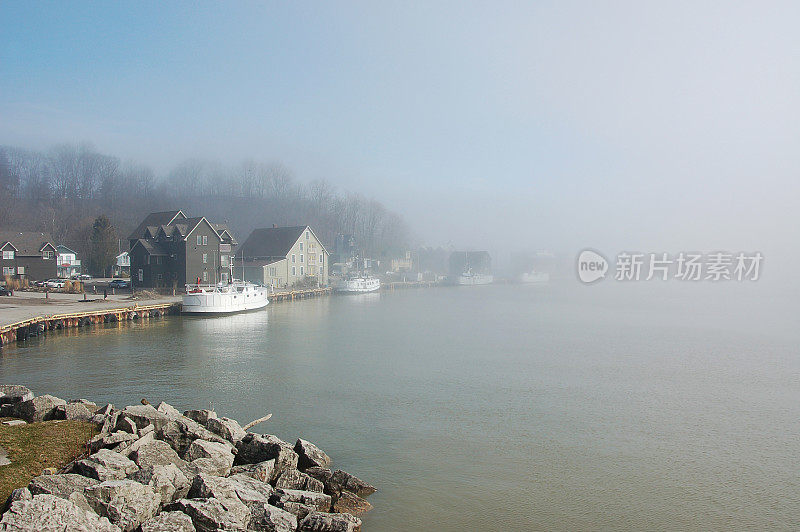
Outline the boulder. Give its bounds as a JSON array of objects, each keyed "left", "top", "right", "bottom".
[
  {"left": 165, "top": 498, "right": 249, "bottom": 532},
  {"left": 130, "top": 439, "right": 185, "bottom": 469},
  {"left": 270, "top": 488, "right": 331, "bottom": 514},
  {"left": 1, "top": 420, "right": 26, "bottom": 427},
  {"left": 134, "top": 463, "right": 190, "bottom": 504},
  {"left": 295, "top": 439, "right": 332, "bottom": 470},
  {"left": 28, "top": 473, "right": 99, "bottom": 499},
  {"left": 188, "top": 473, "right": 273, "bottom": 512},
  {"left": 100, "top": 411, "right": 121, "bottom": 435},
  {"left": 118, "top": 405, "right": 173, "bottom": 431},
  {"left": 331, "top": 491, "right": 372, "bottom": 516},
  {"left": 298, "top": 511, "right": 362, "bottom": 532},
  {"left": 53, "top": 402, "right": 94, "bottom": 421},
  {"left": 0, "top": 385, "right": 33, "bottom": 405},
  {"left": 158, "top": 417, "right": 229, "bottom": 456},
  {"left": 275, "top": 469, "right": 324, "bottom": 493},
  {"left": 184, "top": 440, "right": 235, "bottom": 477},
  {"left": 95, "top": 403, "right": 115, "bottom": 416},
  {"left": 10, "top": 394, "right": 66, "bottom": 422},
  {"left": 2, "top": 487, "right": 31, "bottom": 514},
  {"left": 248, "top": 502, "right": 298, "bottom": 532},
  {"left": 74, "top": 449, "right": 139, "bottom": 481},
  {"left": 206, "top": 416, "right": 246, "bottom": 444},
  {"left": 140, "top": 511, "right": 197, "bottom": 532},
  {"left": 229, "top": 460, "right": 276, "bottom": 483},
  {"left": 119, "top": 430, "right": 155, "bottom": 458},
  {"left": 235, "top": 434, "right": 298, "bottom": 478},
  {"left": 329, "top": 470, "right": 376, "bottom": 499},
  {"left": 156, "top": 401, "right": 182, "bottom": 418},
  {"left": 183, "top": 409, "right": 217, "bottom": 426},
  {"left": 0, "top": 494, "right": 120, "bottom": 532},
  {"left": 115, "top": 416, "right": 138, "bottom": 434},
  {"left": 84, "top": 480, "right": 160, "bottom": 532},
  {"left": 68, "top": 398, "right": 98, "bottom": 410}
]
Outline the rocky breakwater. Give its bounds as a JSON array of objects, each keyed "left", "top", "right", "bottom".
[{"left": 0, "top": 387, "right": 376, "bottom": 532}]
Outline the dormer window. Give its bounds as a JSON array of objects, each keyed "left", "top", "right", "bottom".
[
  {"left": 43, "top": 250, "right": 54, "bottom": 259},
  {"left": 2, "top": 250, "right": 13, "bottom": 260}
]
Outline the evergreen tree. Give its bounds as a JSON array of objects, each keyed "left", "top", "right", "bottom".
[{"left": 89, "top": 215, "right": 117, "bottom": 276}]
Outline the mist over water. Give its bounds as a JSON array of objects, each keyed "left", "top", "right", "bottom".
[{"left": 2, "top": 282, "right": 797, "bottom": 530}]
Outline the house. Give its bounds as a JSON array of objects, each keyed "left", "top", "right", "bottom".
[
  {"left": 391, "top": 251, "right": 414, "bottom": 272},
  {"left": 114, "top": 251, "right": 130, "bottom": 277},
  {"left": 128, "top": 210, "right": 238, "bottom": 290},
  {"left": 0, "top": 231, "right": 57, "bottom": 281},
  {"left": 56, "top": 245, "right": 81, "bottom": 278},
  {"left": 238, "top": 225, "right": 329, "bottom": 288}
]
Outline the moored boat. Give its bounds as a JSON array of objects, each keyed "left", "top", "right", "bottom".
[
  {"left": 457, "top": 270, "right": 494, "bottom": 285},
  {"left": 182, "top": 281, "right": 269, "bottom": 314},
  {"left": 335, "top": 276, "right": 381, "bottom": 293}
]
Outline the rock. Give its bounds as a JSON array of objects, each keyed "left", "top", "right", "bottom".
[
  {"left": 1, "top": 420, "right": 26, "bottom": 426},
  {"left": 235, "top": 434, "right": 298, "bottom": 478},
  {"left": 115, "top": 416, "right": 138, "bottom": 434},
  {"left": 248, "top": 503, "right": 298, "bottom": 532},
  {"left": 275, "top": 469, "right": 324, "bottom": 493},
  {"left": 183, "top": 409, "right": 217, "bottom": 426},
  {"left": 206, "top": 417, "right": 246, "bottom": 444},
  {"left": 69, "top": 398, "right": 98, "bottom": 411},
  {"left": 140, "top": 511, "right": 197, "bottom": 532},
  {"left": 165, "top": 498, "right": 249, "bottom": 532},
  {"left": 140, "top": 423, "right": 155, "bottom": 437},
  {"left": 0, "top": 385, "right": 33, "bottom": 405},
  {"left": 156, "top": 401, "right": 182, "bottom": 418},
  {"left": 84, "top": 480, "right": 160, "bottom": 532},
  {"left": 298, "top": 511, "right": 362, "bottom": 532},
  {"left": 95, "top": 403, "right": 115, "bottom": 416},
  {"left": 104, "top": 431, "right": 139, "bottom": 449},
  {"left": 295, "top": 439, "right": 332, "bottom": 470},
  {"left": 119, "top": 430, "right": 155, "bottom": 458},
  {"left": 10, "top": 394, "right": 66, "bottom": 422},
  {"left": 188, "top": 473, "right": 273, "bottom": 512},
  {"left": 130, "top": 439, "right": 185, "bottom": 469},
  {"left": 0, "top": 494, "right": 120, "bottom": 531},
  {"left": 271, "top": 488, "right": 331, "bottom": 514},
  {"left": 74, "top": 449, "right": 139, "bottom": 481},
  {"left": 67, "top": 491, "right": 95, "bottom": 514},
  {"left": 118, "top": 405, "right": 173, "bottom": 432},
  {"left": 136, "top": 463, "right": 190, "bottom": 504},
  {"left": 28, "top": 473, "right": 99, "bottom": 499},
  {"left": 331, "top": 491, "right": 372, "bottom": 516},
  {"left": 53, "top": 402, "right": 94, "bottom": 421},
  {"left": 329, "top": 470, "right": 376, "bottom": 499},
  {"left": 229, "top": 460, "right": 276, "bottom": 483},
  {"left": 2, "top": 488, "right": 31, "bottom": 514},
  {"left": 184, "top": 440, "right": 235, "bottom": 477},
  {"left": 100, "top": 411, "right": 120, "bottom": 435},
  {"left": 158, "top": 417, "right": 229, "bottom": 456}
]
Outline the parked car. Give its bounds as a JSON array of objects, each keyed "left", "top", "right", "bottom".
[
  {"left": 78, "top": 274, "right": 93, "bottom": 280},
  {"left": 46, "top": 279, "right": 66, "bottom": 289},
  {"left": 0, "top": 284, "right": 11, "bottom": 296},
  {"left": 33, "top": 279, "right": 48, "bottom": 287},
  {"left": 108, "top": 279, "right": 129, "bottom": 289}
]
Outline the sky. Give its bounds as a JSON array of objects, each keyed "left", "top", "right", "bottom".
[{"left": 2, "top": 1, "right": 799, "bottom": 270}]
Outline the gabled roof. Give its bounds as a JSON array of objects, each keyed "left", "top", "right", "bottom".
[
  {"left": 56, "top": 245, "right": 76, "bottom": 254},
  {"left": 239, "top": 225, "right": 327, "bottom": 259},
  {"left": 212, "top": 223, "right": 238, "bottom": 245},
  {"left": 0, "top": 231, "right": 56, "bottom": 256},
  {"left": 128, "top": 210, "right": 187, "bottom": 241},
  {"left": 131, "top": 239, "right": 169, "bottom": 256}
]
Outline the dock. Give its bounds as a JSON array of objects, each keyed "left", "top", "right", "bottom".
[{"left": 268, "top": 287, "right": 332, "bottom": 302}]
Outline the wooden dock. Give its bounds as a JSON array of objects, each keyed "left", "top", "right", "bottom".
[{"left": 268, "top": 287, "right": 332, "bottom": 302}]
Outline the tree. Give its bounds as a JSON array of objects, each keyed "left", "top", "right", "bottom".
[{"left": 88, "top": 215, "right": 118, "bottom": 277}]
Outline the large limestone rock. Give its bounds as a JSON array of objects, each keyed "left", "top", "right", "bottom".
[
  {"left": 74, "top": 448, "right": 139, "bottom": 481},
  {"left": 117, "top": 405, "right": 173, "bottom": 431},
  {"left": 140, "top": 511, "right": 197, "bottom": 532},
  {"left": 53, "top": 402, "right": 94, "bottom": 421},
  {"left": 298, "top": 511, "right": 362, "bottom": 532},
  {"left": 188, "top": 473, "right": 273, "bottom": 514},
  {"left": 10, "top": 395, "right": 66, "bottom": 422},
  {"left": 84, "top": 480, "right": 160, "bottom": 532},
  {"left": 248, "top": 502, "right": 298, "bottom": 532},
  {"left": 156, "top": 401, "right": 182, "bottom": 418},
  {"left": 275, "top": 469, "right": 324, "bottom": 493},
  {"left": 131, "top": 463, "right": 191, "bottom": 504},
  {"left": 130, "top": 439, "right": 185, "bottom": 469},
  {"left": 206, "top": 416, "right": 247, "bottom": 444},
  {"left": 165, "top": 498, "right": 249, "bottom": 532},
  {"left": 183, "top": 409, "right": 217, "bottom": 426},
  {"left": 158, "top": 417, "right": 229, "bottom": 456},
  {"left": 0, "top": 493, "right": 120, "bottom": 532},
  {"left": 184, "top": 440, "right": 235, "bottom": 477},
  {"left": 305, "top": 469, "right": 376, "bottom": 500},
  {"left": 27, "top": 473, "right": 99, "bottom": 499},
  {"left": 270, "top": 488, "right": 332, "bottom": 515},
  {"left": 295, "top": 439, "right": 332, "bottom": 470},
  {"left": 331, "top": 491, "right": 372, "bottom": 517},
  {"left": 235, "top": 434, "right": 298, "bottom": 479},
  {"left": 0, "top": 385, "right": 33, "bottom": 405},
  {"left": 229, "top": 460, "right": 276, "bottom": 483}
]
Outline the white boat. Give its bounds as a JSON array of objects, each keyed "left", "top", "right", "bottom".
[
  {"left": 519, "top": 271, "right": 550, "bottom": 284},
  {"left": 335, "top": 276, "right": 381, "bottom": 293},
  {"left": 182, "top": 281, "right": 269, "bottom": 314},
  {"left": 457, "top": 270, "right": 494, "bottom": 285}
]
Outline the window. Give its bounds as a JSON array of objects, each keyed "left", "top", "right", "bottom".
[
  {"left": 203, "top": 254, "right": 208, "bottom": 264},
  {"left": 156, "top": 256, "right": 163, "bottom": 265},
  {"left": 300, "top": 254, "right": 304, "bottom": 263},
  {"left": 319, "top": 254, "right": 323, "bottom": 264},
  {"left": 269, "top": 267, "right": 276, "bottom": 276},
  {"left": 292, "top": 254, "right": 296, "bottom": 263},
  {"left": 300, "top": 266, "right": 304, "bottom": 275},
  {"left": 197, "top": 235, "right": 202, "bottom": 245},
  {"left": 202, "top": 271, "right": 208, "bottom": 282},
  {"left": 221, "top": 255, "right": 228, "bottom": 267},
  {"left": 306, "top": 231, "right": 309, "bottom": 240},
  {"left": 138, "top": 269, "right": 143, "bottom": 282},
  {"left": 3, "top": 267, "right": 13, "bottom": 275},
  {"left": 157, "top": 273, "right": 163, "bottom": 280},
  {"left": 2, "top": 250, "right": 14, "bottom": 260},
  {"left": 17, "top": 266, "right": 25, "bottom": 274},
  {"left": 299, "top": 242, "right": 303, "bottom": 251},
  {"left": 292, "top": 266, "right": 296, "bottom": 276},
  {"left": 43, "top": 250, "right": 53, "bottom": 259},
  {"left": 202, "top": 235, "right": 208, "bottom": 245}
]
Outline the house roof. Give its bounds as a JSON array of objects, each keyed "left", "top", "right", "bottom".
[
  {"left": 0, "top": 231, "right": 56, "bottom": 256},
  {"left": 238, "top": 226, "right": 309, "bottom": 259},
  {"left": 242, "top": 258, "right": 286, "bottom": 267},
  {"left": 56, "top": 245, "right": 76, "bottom": 254},
  {"left": 131, "top": 239, "right": 169, "bottom": 256},
  {"left": 128, "top": 210, "right": 186, "bottom": 240}
]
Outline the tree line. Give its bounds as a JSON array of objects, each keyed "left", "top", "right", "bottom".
[{"left": 0, "top": 143, "right": 411, "bottom": 275}]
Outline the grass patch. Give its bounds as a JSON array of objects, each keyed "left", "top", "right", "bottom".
[{"left": 0, "top": 418, "right": 97, "bottom": 504}]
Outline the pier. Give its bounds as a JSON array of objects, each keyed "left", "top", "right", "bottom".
[{"left": 268, "top": 287, "right": 332, "bottom": 302}]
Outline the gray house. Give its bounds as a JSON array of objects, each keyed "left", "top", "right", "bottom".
[
  {"left": 238, "top": 225, "right": 329, "bottom": 288},
  {"left": 0, "top": 231, "right": 57, "bottom": 281}
]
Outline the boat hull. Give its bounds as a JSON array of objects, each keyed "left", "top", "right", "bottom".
[
  {"left": 335, "top": 278, "right": 381, "bottom": 293},
  {"left": 457, "top": 274, "right": 494, "bottom": 285},
  {"left": 182, "top": 285, "right": 270, "bottom": 314}
]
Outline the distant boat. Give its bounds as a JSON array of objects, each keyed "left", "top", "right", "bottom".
[
  {"left": 182, "top": 281, "right": 269, "bottom": 314},
  {"left": 457, "top": 269, "right": 494, "bottom": 285},
  {"left": 335, "top": 276, "right": 381, "bottom": 293},
  {"left": 519, "top": 271, "right": 550, "bottom": 284}
]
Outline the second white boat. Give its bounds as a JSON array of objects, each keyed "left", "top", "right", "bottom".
[
  {"left": 335, "top": 276, "right": 381, "bottom": 293},
  {"left": 182, "top": 281, "right": 269, "bottom": 314}
]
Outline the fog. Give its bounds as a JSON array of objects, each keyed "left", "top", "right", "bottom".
[{"left": 2, "top": 2, "right": 798, "bottom": 281}]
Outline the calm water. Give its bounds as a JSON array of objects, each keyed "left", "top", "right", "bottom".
[{"left": 1, "top": 283, "right": 798, "bottom": 530}]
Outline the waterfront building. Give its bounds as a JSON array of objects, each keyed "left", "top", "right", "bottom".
[
  {"left": 0, "top": 231, "right": 57, "bottom": 281},
  {"left": 128, "top": 210, "right": 237, "bottom": 290},
  {"left": 56, "top": 245, "right": 81, "bottom": 278},
  {"left": 114, "top": 251, "right": 130, "bottom": 277},
  {"left": 238, "top": 225, "right": 329, "bottom": 289}
]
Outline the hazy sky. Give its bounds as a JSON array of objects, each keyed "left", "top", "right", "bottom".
[{"left": 2, "top": 2, "right": 798, "bottom": 263}]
